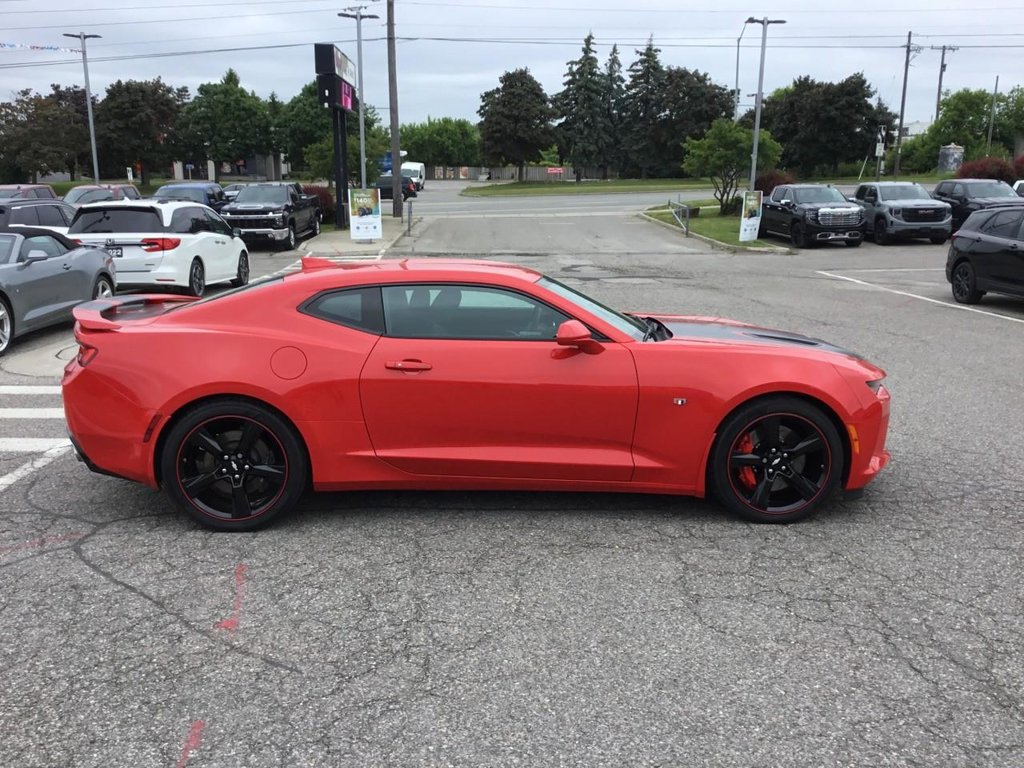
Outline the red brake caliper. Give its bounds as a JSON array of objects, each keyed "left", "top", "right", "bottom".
[{"left": 736, "top": 433, "right": 757, "bottom": 490}]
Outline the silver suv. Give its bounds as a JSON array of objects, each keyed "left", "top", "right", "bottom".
[{"left": 851, "top": 182, "right": 951, "bottom": 245}]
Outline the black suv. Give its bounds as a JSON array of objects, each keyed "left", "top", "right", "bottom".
[
  {"left": 0, "top": 198, "right": 76, "bottom": 232},
  {"left": 932, "top": 178, "right": 1023, "bottom": 231},
  {"left": 946, "top": 203, "right": 1024, "bottom": 305},
  {"left": 761, "top": 184, "right": 866, "bottom": 248}
]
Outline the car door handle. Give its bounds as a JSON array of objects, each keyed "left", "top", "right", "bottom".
[
  {"left": 62, "top": 264, "right": 72, "bottom": 270},
  {"left": 385, "top": 360, "right": 432, "bottom": 371}
]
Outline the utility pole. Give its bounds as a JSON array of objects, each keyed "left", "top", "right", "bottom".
[
  {"left": 930, "top": 45, "right": 958, "bottom": 121},
  {"left": 734, "top": 22, "right": 750, "bottom": 121},
  {"left": 987, "top": 75, "right": 999, "bottom": 154},
  {"left": 386, "top": 0, "right": 401, "bottom": 217},
  {"left": 746, "top": 17, "right": 786, "bottom": 192},
  {"left": 63, "top": 32, "right": 101, "bottom": 184},
  {"left": 894, "top": 31, "right": 921, "bottom": 176},
  {"left": 339, "top": 4, "right": 379, "bottom": 189}
]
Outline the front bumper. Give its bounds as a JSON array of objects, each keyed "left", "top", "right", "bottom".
[
  {"left": 844, "top": 385, "right": 892, "bottom": 491},
  {"left": 805, "top": 221, "right": 865, "bottom": 241},
  {"left": 234, "top": 227, "right": 290, "bottom": 241},
  {"left": 887, "top": 217, "right": 951, "bottom": 239}
]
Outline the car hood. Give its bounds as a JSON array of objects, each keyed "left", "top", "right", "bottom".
[
  {"left": 967, "top": 197, "right": 1024, "bottom": 206},
  {"left": 650, "top": 315, "right": 872, "bottom": 364},
  {"left": 799, "top": 202, "right": 862, "bottom": 213},
  {"left": 882, "top": 198, "right": 949, "bottom": 208}
]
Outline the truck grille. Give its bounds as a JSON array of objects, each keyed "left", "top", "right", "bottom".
[
  {"left": 223, "top": 216, "right": 275, "bottom": 229},
  {"left": 817, "top": 210, "right": 862, "bottom": 227},
  {"left": 902, "top": 208, "right": 945, "bottom": 222}
]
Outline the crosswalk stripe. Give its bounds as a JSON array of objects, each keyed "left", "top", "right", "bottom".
[
  {"left": 0, "top": 386, "right": 63, "bottom": 395},
  {"left": 0, "top": 438, "right": 71, "bottom": 453},
  {"left": 0, "top": 444, "right": 73, "bottom": 493},
  {"left": 0, "top": 408, "right": 65, "bottom": 419}
]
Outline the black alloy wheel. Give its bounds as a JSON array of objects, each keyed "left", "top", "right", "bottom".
[
  {"left": 187, "top": 259, "right": 205, "bottom": 297},
  {"left": 231, "top": 252, "right": 249, "bottom": 287},
  {"left": 311, "top": 216, "right": 321, "bottom": 237},
  {"left": 710, "top": 397, "right": 843, "bottom": 523},
  {"left": 161, "top": 400, "right": 308, "bottom": 531},
  {"left": 951, "top": 260, "right": 983, "bottom": 304},
  {"left": 874, "top": 219, "right": 889, "bottom": 245},
  {"left": 790, "top": 223, "right": 810, "bottom": 248},
  {"left": 286, "top": 224, "right": 297, "bottom": 251}
]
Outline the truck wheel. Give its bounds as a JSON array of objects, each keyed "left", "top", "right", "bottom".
[
  {"left": 874, "top": 219, "right": 889, "bottom": 245},
  {"left": 311, "top": 217, "right": 320, "bottom": 237},
  {"left": 279, "top": 224, "right": 297, "bottom": 252},
  {"left": 929, "top": 235, "right": 947, "bottom": 245},
  {"left": 790, "top": 223, "right": 810, "bottom": 248},
  {"left": 844, "top": 239, "right": 862, "bottom": 248}
]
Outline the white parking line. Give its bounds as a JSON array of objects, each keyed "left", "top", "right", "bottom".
[
  {"left": 0, "top": 438, "right": 71, "bottom": 453},
  {"left": 0, "top": 386, "right": 62, "bottom": 395},
  {"left": 830, "top": 268, "right": 945, "bottom": 273},
  {"left": 817, "top": 270, "right": 1024, "bottom": 325},
  {"left": 0, "top": 444, "right": 72, "bottom": 493},
  {"left": 0, "top": 408, "right": 65, "bottom": 419}
]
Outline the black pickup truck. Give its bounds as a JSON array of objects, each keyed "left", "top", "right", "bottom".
[
  {"left": 219, "top": 182, "right": 321, "bottom": 251},
  {"left": 761, "top": 183, "right": 866, "bottom": 248}
]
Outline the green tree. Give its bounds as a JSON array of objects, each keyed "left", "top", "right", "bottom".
[
  {"left": 0, "top": 89, "right": 84, "bottom": 182},
  {"left": 602, "top": 44, "right": 627, "bottom": 177},
  {"left": 304, "top": 104, "right": 389, "bottom": 186},
  {"left": 279, "top": 81, "right": 333, "bottom": 170},
  {"left": 183, "top": 69, "right": 272, "bottom": 179},
  {"left": 47, "top": 84, "right": 90, "bottom": 180},
  {"left": 622, "top": 38, "right": 666, "bottom": 178},
  {"left": 95, "top": 78, "right": 187, "bottom": 186},
  {"left": 478, "top": 68, "right": 554, "bottom": 181},
  {"left": 663, "top": 67, "right": 734, "bottom": 169},
  {"left": 554, "top": 33, "right": 611, "bottom": 182},
  {"left": 400, "top": 117, "right": 480, "bottom": 166},
  {"left": 683, "top": 118, "right": 782, "bottom": 213}
]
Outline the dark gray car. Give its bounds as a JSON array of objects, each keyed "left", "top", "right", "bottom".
[{"left": 0, "top": 227, "right": 116, "bottom": 356}]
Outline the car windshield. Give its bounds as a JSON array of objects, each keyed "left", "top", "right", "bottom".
[
  {"left": 537, "top": 276, "right": 647, "bottom": 340},
  {"left": 966, "top": 181, "right": 1017, "bottom": 198},
  {"left": 879, "top": 184, "right": 931, "bottom": 201},
  {"left": 0, "top": 189, "right": 24, "bottom": 199},
  {"left": 156, "top": 186, "right": 206, "bottom": 203},
  {"left": 234, "top": 187, "right": 289, "bottom": 204},
  {"left": 68, "top": 208, "right": 165, "bottom": 234},
  {"left": 0, "top": 234, "right": 14, "bottom": 262},
  {"left": 792, "top": 187, "right": 847, "bottom": 204}
]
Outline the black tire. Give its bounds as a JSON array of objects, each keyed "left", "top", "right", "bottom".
[
  {"left": 929, "top": 235, "right": 948, "bottom": 245},
  {"left": 160, "top": 399, "right": 308, "bottom": 532},
  {"left": 230, "top": 251, "right": 249, "bottom": 287},
  {"left": 310, "top": 216, "right": 321, "bottom": 237},
  {"left": 951, "top": 260, "right": 984, "bottom": 304},
  {"left": 709, "top": 396, "right": 844, "bottom": 524},
  {"left": 278, "top": 224, "right": 297, "bottom": 252},
  {"left": 874, "top": 218, "right": 889, "bottom": 245},
  {"left": 186, "top": 259, "right": 205, "bottom": 297},
  {"left": 844, "top": 238, "right": 862, "bottom": 248},
  {"left": 92, "top": 275, "right": 114, "bottom": 300},
  {"left": 790, "top": 222, "right": 810, "bottom": 248},
  {"left": 0, "top": 295, "right": 13, "bottom": 357},
  {"left": 758, "top": 219, "right": 767, "bottom": 239}
]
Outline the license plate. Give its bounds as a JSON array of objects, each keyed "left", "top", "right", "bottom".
[{"left": 107, "top": 247, "right": 123, "bottom": 258}]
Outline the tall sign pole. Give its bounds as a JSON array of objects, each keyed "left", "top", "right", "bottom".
[
  {"left": 315, "top": 43, "right": 357, "bottom": 229},
  {"left": 386, "top": 0, "right": 402, "bottom": 217},
  {"left": 339, "top": 6, "right": 380, "bottom": 189}
]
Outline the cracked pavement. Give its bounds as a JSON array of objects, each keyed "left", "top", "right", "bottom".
[{"left": 1, "top": 208, "right": 1023, "bottom": 767}]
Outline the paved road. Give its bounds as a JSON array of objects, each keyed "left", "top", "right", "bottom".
[{"left": 2, "top": 187, "right": 1023, "bottom": 767}]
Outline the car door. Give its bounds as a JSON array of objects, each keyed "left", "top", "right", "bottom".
[
  {"left": 202, "top": 208, "right": 239, "bottom": 281},
  {"left": 762, "top": 186, "right": 788, "bottom": 233},
  {"left": 975, "top": 208, "right": 1024, "bottom": 292},
  {"left": 12, "top": 234, "right": 69, "bottom": 329},
  {"left": 359, "top": 282, "right": 640, "bottom": 481}
]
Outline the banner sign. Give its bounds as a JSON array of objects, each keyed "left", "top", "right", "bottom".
[
  {"left": 314, "top": 43, "right": 357, "bottom": 89},
  {"left": 739, "top": 190, "right": 763, "bottom": 242},
  {"left": 0, "top": 42, "right": 80, "bottom": 53},
  {"left": 350, "top": 187, "right": 382, "bottom": 240}
]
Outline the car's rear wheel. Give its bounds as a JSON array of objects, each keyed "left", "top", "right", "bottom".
[
  {"left": 231, "top": 251, "right": 249, "bottom": 287},
  {"left": 0, "top": 296, "right": 13, "bottom": 357},
  {"left": 951, "top": 260, "right": 983, "bottom": 304},
  {"left": 160, "top": 400, "right": 308, "bottom": 531},
  {"left": 187, "top": 259, "right": 205, "bottom": 297},
  {"left": 790, "top": 223, "right": 810, "bottom": 248},
  {"left": 710, "top": 397, "right": 843, "bottom": 524},
  {"left": 874, "top": 219, "right": 889, "bottom": 245},
  {"left": 93, "top": 275, "right": 114, "bottom": 299},
  {"left": 844, "top": 238, "right": 862, "bottom": 248}
]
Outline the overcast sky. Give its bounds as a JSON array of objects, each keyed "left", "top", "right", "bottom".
[{"left": 1, "top": 0, "right": 1020, "bottom": 132}]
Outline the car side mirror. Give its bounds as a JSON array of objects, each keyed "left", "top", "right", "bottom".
[
  {"left": 555, "top": 319, "right": 602, "bottom": 355},
  {"left": 232, "top": 228, "right": 242, "bottom": 238},
  {"left": 780, "top": 199, "right": 792, "bottom": 207},
  {"left": 22, "top": 249, "right": 49, "bottom": 263}
]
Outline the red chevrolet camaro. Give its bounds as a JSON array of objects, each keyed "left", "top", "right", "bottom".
[{"left": 62, "top": 258, "right": 891, "bottom": 531}]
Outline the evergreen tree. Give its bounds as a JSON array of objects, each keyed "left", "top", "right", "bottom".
[
  {"left": 555, "top": 33, "right": 611, "bottom": 182},
  {"left": 478, "top": 68, "right": 553, "bottom": 181},
  {"left": 603, "top": 44, "right": 627, "bottom": 178},
  {"left": 623, "top": 38, "right": 666, "bottom": 178}
]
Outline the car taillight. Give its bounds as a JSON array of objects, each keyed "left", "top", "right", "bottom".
[
  {"left": 140, "top": 238, "right": 181, "bottom": 252},
  {"left": 77, "top": 343, "right": 98, "bottom": 367}
]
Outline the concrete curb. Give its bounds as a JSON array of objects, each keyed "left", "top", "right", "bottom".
[
  {"left": 460, "top": 186, "right": 718, "bottom": 199},
  {"left": 638, "top": 212, "right": 792, "bottom": 255}
]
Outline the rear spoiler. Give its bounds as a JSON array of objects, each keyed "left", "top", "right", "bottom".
[{"left": 73, "top": 295, "right": 194, "bottom": 331}]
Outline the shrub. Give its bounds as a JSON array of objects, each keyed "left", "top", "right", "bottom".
[
  {"left": 754, "top": 169, "right": 796, "bottom": 195},
  {"left": 1013, "top": 155, "right": 1024, "bottom": 179},
  {"left": 720, "top": 195, "right": 743, "bottom": 215},
  {"left": 303, "top": 184, "right": 336, "bottom": 221},
  {"left": 956, "top": 156, "right": 1015, "bottom": 184}
]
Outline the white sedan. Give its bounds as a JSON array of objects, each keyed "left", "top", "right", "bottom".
[{"left": 68, "top": 200, "right": 250, "bottom": 296}]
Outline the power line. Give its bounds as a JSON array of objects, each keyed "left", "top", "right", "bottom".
[
  {"left": 3, "top": 7, "right": 341, "bottom": 31},
  {"left": 400, "top": 0, "right": 1024, "bottom": 13},
  {"left": 0, "top": 0, "right": 338, "bottom": 12}
]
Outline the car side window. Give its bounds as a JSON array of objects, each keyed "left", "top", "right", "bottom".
[
  {"left": 20, "top": 234, "right": 64, "bottom": 259},
  {"left": 33, "top": 188, "right": 54, "bottom": 199},
  {"left": 864, "top": 186, "right": 877, "bottom": 202},
  {"left": 37, "top": 204, "right": 68, "bottom": 227},
  {"left": 303, "top": 287, "right": 385, "bottom": 334},
  {"left": 169, "top": 209, "right": 193, "bottom": 234},
  {"left": 981, "top": 209, "right": 1024, "bottom": 238},
  {"left": 952, "top": 183, "right": 965, "bottom": 198},
  {"left": 770, "top": 186, "right": 787, "bottom": 203},
  {"left": 9, "top": 206, "right": 40, "bottom": 226},
  {"left": 382, "top": 284, "right": 570, "bottom": 340},
  {"left": 204, "top": 209, "right": 232, "bottom": 235},
  {"left": 186, "top": 208, "right": 211, "bottom": 234}
]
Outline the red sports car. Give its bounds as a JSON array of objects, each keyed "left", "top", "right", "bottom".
[{"left": 62, "top": 258, "right": 890, "bottom": 531}]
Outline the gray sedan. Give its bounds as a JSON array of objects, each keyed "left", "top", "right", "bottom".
[{"left": 0, "top": 226, "right": 115, "bottom": 356}]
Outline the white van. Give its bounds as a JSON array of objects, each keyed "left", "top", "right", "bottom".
[{"left": 401, "top": 162, "right": 426, "bottom": 191}]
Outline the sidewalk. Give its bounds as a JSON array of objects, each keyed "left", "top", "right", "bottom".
[{"left": 303, "top": 213, "right": 411, "bottom": 258}]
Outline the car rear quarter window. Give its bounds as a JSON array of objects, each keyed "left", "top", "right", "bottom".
[
  {"left": 36, "top": 205, "right": 68, "bottom": 227},
  {"left": 0, "top": 234, "right": 15, "bottom": 263},
  {"left": 980, "top": 209, "right": 1024, "bottom": 238},
  {"left": 69, "top": 207, "right": 165, "bottom": 234},
  {"left": 9, "top": 206, "right": 40, "bottom": 226},
  {"left": 303, "top": 287, "right": 385, "bottom": 334}
]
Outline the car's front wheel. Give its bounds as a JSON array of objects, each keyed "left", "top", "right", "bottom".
[
  {"left": 187, "top": 259, "right": 205, "bottom": 297},
  {"left": 844, "top": 238, "right": 862, "bottom": 248},
  {"left": 280, "top": 224, "right": 297, "bottom": 252},
  {"left": 710, "top": 396, "right": 844, "bottom": 524},
  {"left": 951, "top": 260, "right": 983, "bottom": 304},
  {"left": 160, "top": 399, "right": 308, "bottom": 531},
  {"left": 231, "top": 251, "right": 249, "bottom": 287},
  {"left": 874, "top": 219, "right": 889, "bottom": 245},
  {"left": 790, "top": 223, "right": 810, "bottom": 248}
]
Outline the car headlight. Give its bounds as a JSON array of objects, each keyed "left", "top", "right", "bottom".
[
  {"left": 273, "top": 212, "right": 285, "bottom": 224},
  {"left": 807, "top": 210, "right": 818, "bottom": 222},
  {"left": 889, "top": 207, "right": 902, "bottom": 218}
]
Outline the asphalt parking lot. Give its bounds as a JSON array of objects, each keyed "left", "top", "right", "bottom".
[{"left": 1, "top": 210, "right": 1023, "bottom": 767}]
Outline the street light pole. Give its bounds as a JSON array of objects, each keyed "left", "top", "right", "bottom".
[
  {"left": 930, "top": 44, "right": 957, "bottom": 121},
  {"left": 339, "top": 4, "right": 379, "bottom": 189},
  {"left": 385, "top": 0, "right": 401, "bottom": 217},
  {"left": 734, "top": 23, "right": 749, "bottom": 121},
  {"left": 63, "top": 32, "right": 101, "bottom": 184},
  {"left": 746, "top": 17, "right": 785, "bottom": 192}
]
